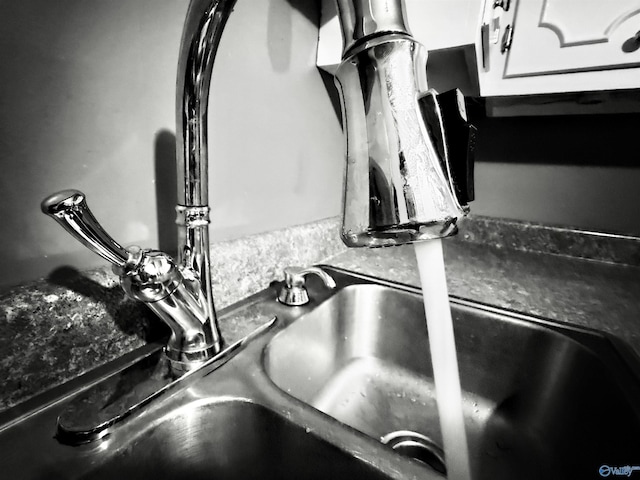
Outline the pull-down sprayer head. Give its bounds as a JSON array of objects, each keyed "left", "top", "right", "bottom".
[{"left": 334, "top": 0, "right": 474, "bottom": 247}]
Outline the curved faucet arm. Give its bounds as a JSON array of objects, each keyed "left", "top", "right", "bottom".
[
  {"left": 174, "top": 0, "right": 239, "bottom": 364},
  {"left": 335, "top": 0, "right": 410, "bottom": 56},
  {"left": 176, "top": 0, "right": 237, "bottom": 208}
]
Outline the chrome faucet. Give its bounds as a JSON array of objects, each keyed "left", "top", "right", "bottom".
[
  {"left": 41, "top": 0, "right": 473, "bottom": 373},
  {"left": 41, "top": 190, "right": 221, "bottom": 373},
  {"left": 174, "top": 0, "right": 475, "bottom": 251}
]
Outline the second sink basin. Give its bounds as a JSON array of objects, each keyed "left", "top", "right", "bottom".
[
  {"left": 81, "top": 399, "right": 389, "bottom": 480},
  {"left": 264, "top": 274, "right": 640, "bottom": 479}
]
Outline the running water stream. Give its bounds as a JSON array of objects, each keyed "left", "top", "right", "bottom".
[{"left": 414, "top": 239, "right": 472, "bottom": 480}]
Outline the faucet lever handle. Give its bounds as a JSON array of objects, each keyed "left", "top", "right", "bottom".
[{"left": 41, "top": 189, "right": 129, "bottom": 268}]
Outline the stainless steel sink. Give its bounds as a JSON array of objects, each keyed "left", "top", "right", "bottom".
[
  {"left": 264, "top": 268, "right": 640, "bottom": 480},
  {"left": 79, "top": 400, "right": 392, "bottom": 480},
  {"left": 2, "top": 266, "right": 639, "bottom": 480},
  {"left": 0, "top": 269, "right": 436, "bottom": 480}
]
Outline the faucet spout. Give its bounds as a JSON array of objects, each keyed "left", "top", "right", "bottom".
[
  {"left": 173, "top": 0, "right": 238, "bottom": 359},
  {"left": 334, "top": 0, "right": 474, "bottom": 247},
  {"left": 176, "top": 0, "right": 236, "bottom": 208}
]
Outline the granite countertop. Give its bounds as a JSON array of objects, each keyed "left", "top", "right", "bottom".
[
  {"left": 0, "top": 218, "right": 346, "bottom": 413},
  {"left": 2, "top": 215, "right": 639, "bottom": 415}
]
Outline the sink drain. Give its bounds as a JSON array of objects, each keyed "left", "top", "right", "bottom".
[{"left": 381, "top": 430, "right": 447, "bottom": 475}]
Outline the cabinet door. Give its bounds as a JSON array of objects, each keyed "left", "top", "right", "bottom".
[
  {"left": 478, "top": 0, "right": 640, "bottom": 97},
  {"left": 506, "top": 0, "right": 640, "bottom": 77}
]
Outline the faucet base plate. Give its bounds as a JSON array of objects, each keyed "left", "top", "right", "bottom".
[{"left": 56, "top": 317, "right": 276, "bottom": 446}]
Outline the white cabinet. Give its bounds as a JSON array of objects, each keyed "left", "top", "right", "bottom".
[{"left": 479, "top": 0, "right": 640, "bottom": 96}]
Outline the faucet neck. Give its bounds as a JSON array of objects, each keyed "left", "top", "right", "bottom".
[
  {"left": 334, "top": 0, "right": 410, "bottom": 56},
  {"left": 176, "top": 0, "right": 237, "bottom": 208},
  {"left": 174, "top": 0, "right": 237, "bottom": 353}
]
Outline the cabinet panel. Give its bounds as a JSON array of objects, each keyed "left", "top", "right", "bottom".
[
  {"left": 506, "top": 0, "right": 640, "bottom": 77},
  {"left": 478, "top": 0, "right": 640, "bottom": 97}
]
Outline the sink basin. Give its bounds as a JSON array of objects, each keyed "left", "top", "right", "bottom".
[
  {"left": 81, "top": 400, "right": 389, "bottom": 480},
  {"left": 264, "top": 275, "right": 640, "bottom": 479}
]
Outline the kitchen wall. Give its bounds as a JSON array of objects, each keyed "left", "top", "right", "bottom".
[
  {"left": 471, "top": 113, "right": 640, "bottom": 237},
  {"left": 0, "top": 0, "right": 344, "bottom": 289},
  {"left": 1, "top": 0, "right": 638, "bottom": 291}
]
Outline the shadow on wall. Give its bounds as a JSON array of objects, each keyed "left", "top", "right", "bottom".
[
  {"left": 475, "top": 113, "right": 640, "bottom": 168},
  {"left": 284, "top": 0, "right": 319, "bottom": 25},
  {"left": 154, "top": 130, "right": 178, "bottom": 257}
]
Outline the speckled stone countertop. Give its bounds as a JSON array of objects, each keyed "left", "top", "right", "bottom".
[
  {"left": 2, "top": 215, "right": 639, "bottom": 414},
  {"left": 0, "top": 217, "right": 347, "bottom": 413}
]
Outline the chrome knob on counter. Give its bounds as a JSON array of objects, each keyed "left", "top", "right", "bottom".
[
  {"left": 41, "top": 189, "right": 221, "bottom": 372},
  {"left": 277, "top": 266, "right": 336, "bottom": 306}
]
